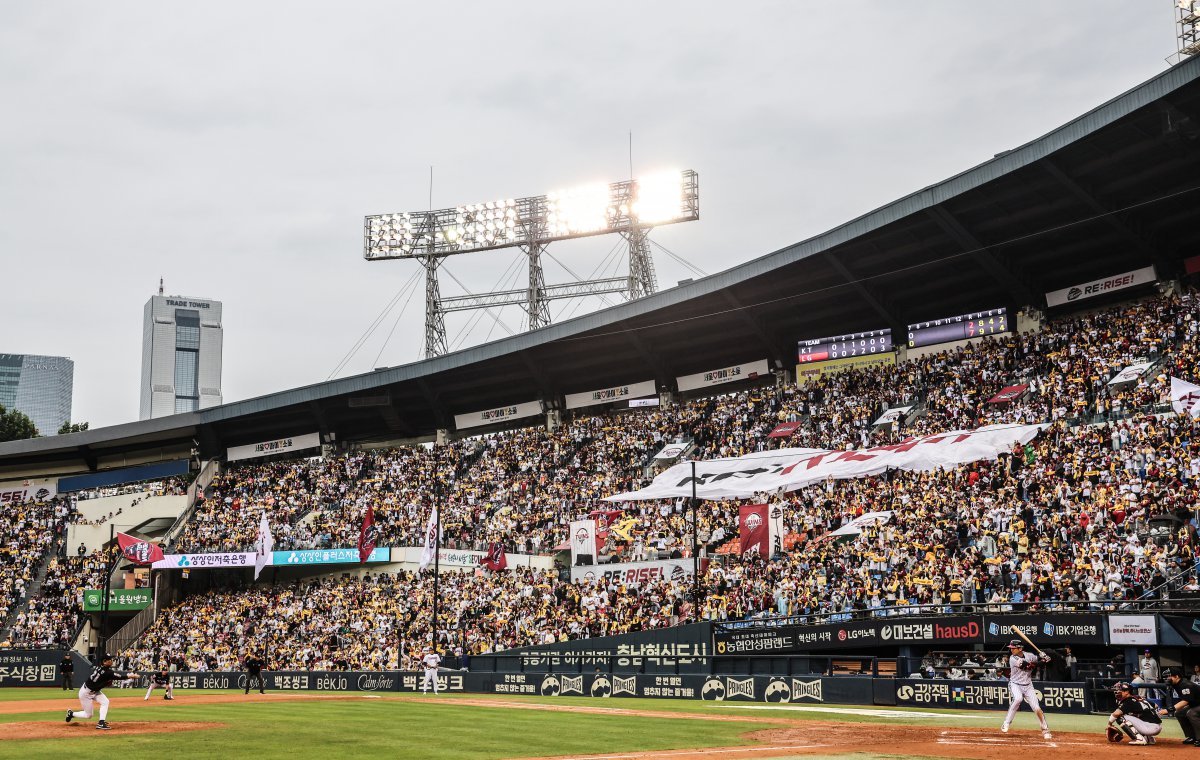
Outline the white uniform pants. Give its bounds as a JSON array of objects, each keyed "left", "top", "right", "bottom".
[
  {"left": 1003, "top": 682, "right": 1047, "bottom": 729},
  {"left": 145, "top": 681, "right": 173, "bottom": 699},
  {"left": 1122, "top": 715, "right": 1163, "bottom": 738},
  {"left": 73, "top": 686, "right": 110, "bottom": 721},
  {"left": 422, "top": 668, "right": 439, "bottom": 693}
]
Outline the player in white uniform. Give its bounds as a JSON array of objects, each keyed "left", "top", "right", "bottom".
[
  {"left": 1000, "top": 640, "right": 1053, "bottom": 739},
  {"left": 421, "top": 648, "right": 442, "bottom": 695}
]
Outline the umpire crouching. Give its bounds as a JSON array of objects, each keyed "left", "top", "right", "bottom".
[
  {"left": 60, "top": 654, "right": 73, "bottom": 690},
  {"left": 1160, "top": 668, "right": 1200, "bottom": 744},
  {"left": 244, "top": 652, "right": 266, "bottom": 695}
]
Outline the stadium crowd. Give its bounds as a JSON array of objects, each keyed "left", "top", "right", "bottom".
[{"left": 3, "top": 289, "right": 1199, "bottom": 663}]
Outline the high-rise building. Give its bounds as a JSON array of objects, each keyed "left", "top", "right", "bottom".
[
  {"left": 139, "top": 290, "right": 223, "bottom": 419},
  {"left": 0, "top": 354, "right": 74, "bottom": 435}
]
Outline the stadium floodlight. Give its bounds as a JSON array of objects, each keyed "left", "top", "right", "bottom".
[
  {"left": 1178, "top": 0, "right": 1200, "bottom": 59},
  {"left": 364, "top": 169, "right": 699, "bottom": 358},
  {"left": 363, "top": 170, "right": 699, "bottom": 260}
]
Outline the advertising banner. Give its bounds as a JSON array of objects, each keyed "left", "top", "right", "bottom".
[
  {"left": 653, "top": 442, "right": 691, "bottom": 460},
  {"left": 0, "top": 477, "right": 57, "bottom": 505},
  {"left": 493, "top": 623, "right": 713, "bottom": 673},
  {"left": 0, "top": 650, "right": 85, "bottom": 687},
  {"left": 569, "top": 519, "right": 598, "bottom": 566},
  {"left": 454, "top": 400, "right": 542, "bottom": 431},
  {"left": 570, "top": 558, "right": 705, "bottom": 588},
  {"left": 1108, "top": 614, "right": 1157, "bottom": 645},
  {"left": 1044, "top": 265, "right": 1156, "bottom": 307},
  {"left": 82, "top": 588, "right": 153, "bottom": 612},
  {"left": 227, "top": 432, "right": 321, "bottom": 462},
  {"left": 895, "top": 679, "right": 1089, "bottom": 714},
  {"left": 676, "top": 359, "right": 769, "bottom": 392},
  {"left": 152, "top": 552, "right": 257, "bottom": 570},
  {"left": 715, "top": 616, "right": 985, "bottom": 655},
  {"left": 564, "top": 380, "right": 656, "bottom": 410},
  {"left": 797, "top": 353, "right": 895, "bottom": 384},
  {"left": 607, "top": 423, "right": 1043, "bottom": 501},
  {"left": 272, "top": 548, "right": 389, "bottom": 566},
  {"left": 983, "top": 614, "right": 1106, "bottom": 645}
]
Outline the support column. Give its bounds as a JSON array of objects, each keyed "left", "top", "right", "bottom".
[
  {"left": 423, "top": 256, "right": 448, "bottom": 358},
  {"left": 623, "top": 227, "right": 658, "bottom": 299},
  {"left": 524, "top": 243, "right": 551, "bottom": 330}
]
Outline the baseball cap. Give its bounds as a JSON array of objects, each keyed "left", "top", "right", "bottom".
[{"left": 1162, "top": 668, "right": 1179, "bottom": 679}]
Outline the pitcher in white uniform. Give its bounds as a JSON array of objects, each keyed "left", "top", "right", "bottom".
[{"left": 1000, "top": 639, "right": 1053, "bottom": 739}]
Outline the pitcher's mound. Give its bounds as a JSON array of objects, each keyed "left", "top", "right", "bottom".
[{"left": 0, "top": 720, "right": 224, "bottom": 740}]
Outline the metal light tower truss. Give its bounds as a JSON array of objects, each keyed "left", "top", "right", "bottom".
[
  {"left": 364, "top": 169, "right": 699, "bottom": 357},
  {"left": 1180, "top": 0, "right": 1200, "bottom": 58}
]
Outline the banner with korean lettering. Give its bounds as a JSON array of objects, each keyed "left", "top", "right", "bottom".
[
  {"left": 453, "top": 401, "right": 542, "bottom": 431},
  {"left": 83, "top": 588, "right": 153, "bottom": 612},
  {"left": 605, "top": 423, "right": 1043, "bottom": 501}
]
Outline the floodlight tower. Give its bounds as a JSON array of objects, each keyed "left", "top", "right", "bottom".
[
  {"left": 363, "top": 169, "right": 699, "bottom": 358},
  {"left": 1179, "top": 0, "right": 1200, "bottom": 59}
]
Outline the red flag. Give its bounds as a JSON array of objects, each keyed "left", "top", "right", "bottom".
[
  {"left": 587, "top": 509, "right": 624, "bottom": 538},
  {"left": 358, "top": 505, "right": 377, "bottom": 563},
  {"left": 738, "top": 504, "right": 770, "bottom": 558},
  {"left": 479, "top": 541, "right": 507, "bottom": 571},
  {"left": 116, "top": 533, "right": 165, "bottom": 565}
]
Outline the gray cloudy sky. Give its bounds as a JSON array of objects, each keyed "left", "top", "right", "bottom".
[{"left": 0, "top": 2, "right": 1179, "bottom": 430}]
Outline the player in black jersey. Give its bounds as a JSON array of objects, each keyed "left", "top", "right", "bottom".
[
  {"left": 65, "top": 655, "right": 132, "bottom": 730},
  {"left": 144, "top": 669, "right": 174, "bottom": 701},
  {"left": 1110, "top": 681, "right": 1163, "bottom": 745}
]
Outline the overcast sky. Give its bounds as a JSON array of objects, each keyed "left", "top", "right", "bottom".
[{"left": 0, "top": 2, "right": 1180, "bottom": 430}]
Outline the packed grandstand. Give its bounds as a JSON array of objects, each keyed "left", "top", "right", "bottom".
[{"left": 0, "top": 287, "right": 1197, "bottom": 674}]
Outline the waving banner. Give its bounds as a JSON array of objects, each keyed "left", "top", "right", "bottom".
[{"left": 605, "top": 424, "right": 1043, "bottom": 501}]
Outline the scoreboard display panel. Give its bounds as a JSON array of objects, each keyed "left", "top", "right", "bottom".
[
  {"left": 797, "top": 329, "right": 893, "bottom": 364},
  {"left": 906, "top": 307, "right": 1008, "bottom": 348}
]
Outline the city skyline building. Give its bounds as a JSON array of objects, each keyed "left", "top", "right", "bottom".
[
  {"left": 0, "top": 353, "right": 74, "bottom": 435},
  {"left": 139, "top": 283, "right": 223, "bottom": 419}
]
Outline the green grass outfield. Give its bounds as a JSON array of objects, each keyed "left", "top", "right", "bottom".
[{"left": 0, "top": 687, "right": 1164, "bottom": 759}]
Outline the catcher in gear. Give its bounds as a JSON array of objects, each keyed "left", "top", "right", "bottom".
[{"left": 1109, "top": 681, "right": 1163, "bottom": 745}]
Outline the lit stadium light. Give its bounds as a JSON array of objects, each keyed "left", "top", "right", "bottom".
[{"left": 363, "top": 169, "right": 699, "bottom": 260}]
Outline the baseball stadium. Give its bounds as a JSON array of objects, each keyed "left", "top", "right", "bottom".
[{"left": 5, "top": 7, "right": 1200, "bottom": 760}]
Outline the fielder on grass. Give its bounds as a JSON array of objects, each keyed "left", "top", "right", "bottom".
[
  {"left": 999, "top": 639, "right": 1053, "bottom": 740},
  {"left": 144, "top": 669, "right": 174, "bottom": 701},
  {"left": 65, "top": 655, "right": 131, "bottom": 730},
  {"left": 421, "top": 647, "right": 442, "bottom": 695}
]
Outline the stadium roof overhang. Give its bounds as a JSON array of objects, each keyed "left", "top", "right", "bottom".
[{"left": 5, "top": 56, "right": 1200, "bottom": 475}]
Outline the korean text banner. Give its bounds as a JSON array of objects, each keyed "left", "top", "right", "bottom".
[{"left": 606, "top": 423, "right": 1043, "bottom": 501}]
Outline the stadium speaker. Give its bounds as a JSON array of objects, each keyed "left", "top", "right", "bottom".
[{"left": 575, "top": 553, "right": 594, "bottom": 566}]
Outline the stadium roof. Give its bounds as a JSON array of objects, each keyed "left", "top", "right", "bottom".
[{"left": 5, "top": 56, "right": 1200, "bottom": 475}]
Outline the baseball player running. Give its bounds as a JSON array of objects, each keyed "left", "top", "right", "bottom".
[
  {"left": 1000, "top": 639, "right": 1053, "bottom": 739},
  {"left": 1109, "top": 681, "right": 1162, "bottom": 745},
  {"left": 144, "top": 669, "right": 174, "bottom": 701},
  {"left": 421, "top": 647, "right": 442, "bottom": 695},
  {"left": 65, "top": 655, "right": 131, "bottom": 730}
]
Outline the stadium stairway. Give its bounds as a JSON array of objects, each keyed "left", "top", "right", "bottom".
[{"left": 0, "top": 539, "right": 58, "bottom": 643}]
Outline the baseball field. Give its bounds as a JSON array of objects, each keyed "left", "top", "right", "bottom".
[{"left": 0, "top": 687, "right": 1183, "bottom": 759}]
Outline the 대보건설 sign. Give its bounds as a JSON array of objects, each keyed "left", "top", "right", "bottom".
[{"left": 227, "top": 433, "right": 321, "bottom": 462}]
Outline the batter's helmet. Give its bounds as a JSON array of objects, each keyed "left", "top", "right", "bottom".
[{"left": 1007, "top": 639, "right": 1025, "bottom": 648}]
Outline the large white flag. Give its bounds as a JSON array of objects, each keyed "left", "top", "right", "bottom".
[
  {"left": 605, "top": 423, "right": 1044, "bottom": 501},
  {"left": 568, "top": 519, "right": 598, "bottom": 566},
  {"left": 419, "top": 506, "right": 439, "bottom": 571},
  {"left": 254, "top": 514, "right": 273, "bottom": 580},
  {"left": 1172, "top": 377, "right": 1200, "bottom": 419}
]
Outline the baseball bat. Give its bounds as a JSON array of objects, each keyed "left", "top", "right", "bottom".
[{"left": 1009, "top": 625, "right": 1044, "bottom": 656}]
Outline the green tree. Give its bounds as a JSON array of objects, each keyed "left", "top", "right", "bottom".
[
  {"left": 58, "top": 421, "right": 89, "bottom": 435},
  {"left": 0, "top": 404, "right": 39, "bottom": 442}
]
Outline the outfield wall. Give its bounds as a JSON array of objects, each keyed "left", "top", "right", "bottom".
[{"left": 107, "top": 669, "right": 1092, "bottom": 714}]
